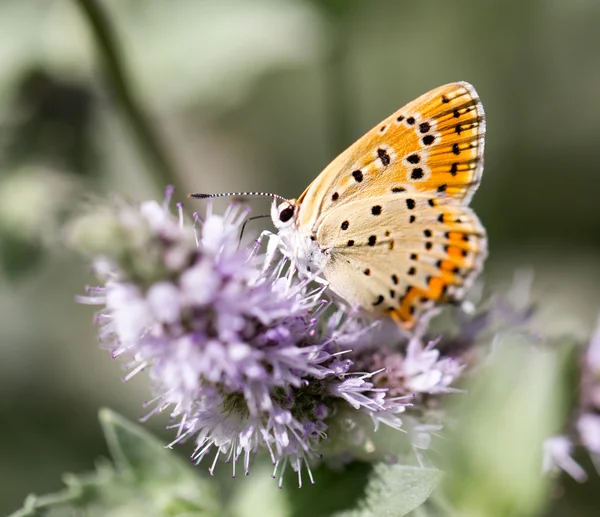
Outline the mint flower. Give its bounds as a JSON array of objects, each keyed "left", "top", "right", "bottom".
[{"left": 74, "top": 189, "right": 409, "bottom": 486}]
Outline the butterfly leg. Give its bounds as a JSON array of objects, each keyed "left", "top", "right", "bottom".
[
  {"left": 250, "top": 229, "right": 273, "bottom": 256},
  {"left": 253, "top": 230, "right": 331, "bottom": 302},
  {"left": 300, "top": 272, "right": 331, "bottom": 306},
  {"left": 252, "top": 230, "right": 284, "bottom": 278},
  {"left": 255, "top": 230, "right": 303, "bottom": 289}
]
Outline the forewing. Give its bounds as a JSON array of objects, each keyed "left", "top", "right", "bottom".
[
  {"left": 317, "top": 195, "right": 487, "bottom": 329},
  {"left": 296, "top": 82, "right": 485, "bottom": 232}
]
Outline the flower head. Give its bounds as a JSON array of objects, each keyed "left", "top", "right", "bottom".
[{"left": 74, "top": 189, "right": 410, "bottom": 485}]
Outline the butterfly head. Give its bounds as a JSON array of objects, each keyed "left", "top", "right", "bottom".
[
  {"left": 271, "top": 199, "right": 298, "bottom": 231},
  {"left": 271, "top": 198, "right": 327, "bottom": 275}
]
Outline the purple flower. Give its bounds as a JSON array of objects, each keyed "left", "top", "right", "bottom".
[
  {"left": 578, "top": 413, "right": 600, "bottom": 463},
  {"left": 543, "top": 436, "right": 587, "bottom": 482},
  {"left": 543, "top": 317, "right": 600, "bottom": 481},
  {"left": 351, "top": 334, "right": 464, "bottom": 404},
  {"left": 75, "top": 189, "right": 410, "bottom": 485}
]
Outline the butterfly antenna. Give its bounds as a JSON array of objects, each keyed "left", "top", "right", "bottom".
[{"left": 188, "top": 191, "right": 287, "bottom": 202}]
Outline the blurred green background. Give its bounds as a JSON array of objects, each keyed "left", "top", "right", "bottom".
[{"left": 1, "top": 0, "right": 600, "bottom": 514}]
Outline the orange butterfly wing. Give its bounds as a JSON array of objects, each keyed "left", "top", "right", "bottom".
[{"left": 296, "top": 82, "right": 485, "bottom": 231}]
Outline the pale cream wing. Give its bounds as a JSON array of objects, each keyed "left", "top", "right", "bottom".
[{"left": 316, "top": 195, "right": 487, "bottom": 328}]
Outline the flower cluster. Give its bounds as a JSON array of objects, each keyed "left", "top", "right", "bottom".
[
  {"left": 73, "top": 189, "right": 521, "bottom": 485},
  {"left": 75, "top": 190, "right": 413, "bottom": 485},
  {"left": 544, "top": 320, "right": 600, "bottom": 481}
]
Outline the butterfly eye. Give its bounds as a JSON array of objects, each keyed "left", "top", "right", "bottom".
[{"left": 279, "top": 206, "right": 295, "bottom": 223}]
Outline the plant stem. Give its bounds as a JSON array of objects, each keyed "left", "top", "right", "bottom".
[{"left": 74, "top": 0, "right": 183, "bottom": 193}]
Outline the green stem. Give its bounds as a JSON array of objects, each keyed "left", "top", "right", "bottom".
[{"left": 74, "top": 0, "right": 183, "bottom": 194}]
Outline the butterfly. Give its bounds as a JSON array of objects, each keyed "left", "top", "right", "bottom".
[{"left": 270, "top": 82, "right": 487, "bottom": 330}]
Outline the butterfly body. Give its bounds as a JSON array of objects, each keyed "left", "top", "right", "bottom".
[
  {"left": 272, "top": 200, "right": 327, "bottom": 275},
  {"left": 272, "top": 82, "right": 487, "bottom": 329}
]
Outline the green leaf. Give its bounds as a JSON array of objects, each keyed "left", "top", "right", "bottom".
[
  {"left": 287, "top": 461, "right": 373, "bottom": 517},
  {"left": 229, "top": 460, "right": 292, "bottom": 517},
  {"left": 333, "top": 464, "right": 442, "bottom": 517},
  {"left": 9, "top": 409, "right": 222, "bottom": 517},
  {"left": 438, "top": 336, "right": 572, "bottom": 517}
]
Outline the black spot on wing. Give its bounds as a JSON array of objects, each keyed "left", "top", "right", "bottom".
[
  {"left": 411, "top": 168, "right": 424, "bottom": 180},
  {"left": 422, "top": 134, "right": 435, "bottom": 146},
  {"left": 377, "top": 148, "right": 391, "bottom": 166},
  {"left": 352, "top": 170, "right": 363, "bottom": 182}
]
